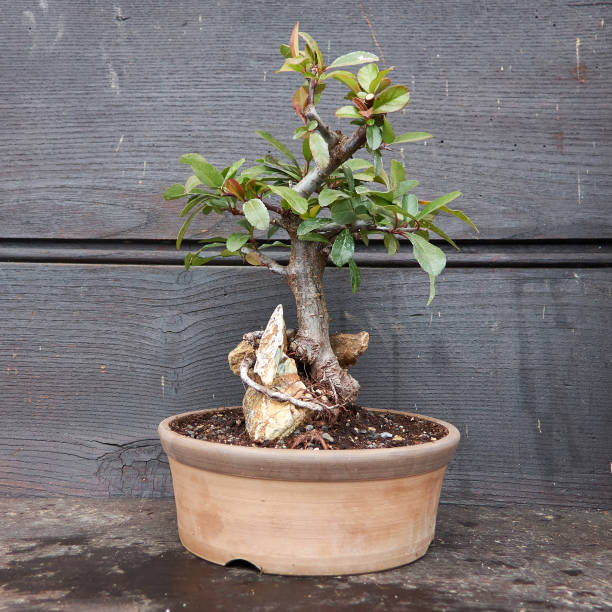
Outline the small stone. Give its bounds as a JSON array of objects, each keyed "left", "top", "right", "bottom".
[
  {"left": 305, "top": 424, "right": 314, "bottom": 431},
  {"left": 321, "top": 425, "right": 329, "bottom": 431},
  {"left": 329, "top": 331, "right": 369, "bottom": 368},
  {"left": 322, "top": 432, "right": 334, "bottom": 443},
  {"left": 380, "top": 432, "right": 392, "bottom": 439},
  {"left": 431, "top": 437, "right": 437, "bottom": 441},
  {"left": 367, "top": 427, "right": 376, "bottom": 432},
  {"left": 392, "top": 435, "right": 405, "bottom": 441},
  {"left": 228, "top": 340, "right": 256, "bottom": 376},
  {"left": 359, "top": 429, "right": 367, "bottom": 434}
]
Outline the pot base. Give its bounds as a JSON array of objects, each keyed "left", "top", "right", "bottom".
[{"left": 169, "top": 459, "right": 446, "bottom": 575}]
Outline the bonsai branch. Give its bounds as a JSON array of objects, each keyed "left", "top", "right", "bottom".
[
  {"left": 304, "top": 79, "right": 339, "bottom": 147},
  {"left": 261, "top": 200, "right": 284, "bottom": 216},
  {"left": 240, "top": 356, "right": 333, "bottom": 412},
  {"left": 243, "top": 249, "right": 287, "bottom": 276},
  {"left": 311, "top": 220, "right": 422, "bottom": 237},
  {"left": 294, "top": 124, "right": 367, "bottom": 200}
]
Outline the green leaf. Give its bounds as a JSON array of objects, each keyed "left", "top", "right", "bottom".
[
  {"left": 370, "top": 67, "right": 394, "bottom": 94},
  {"left": 383, "top": 233, "right": 400, "bottom": 255},
  {"left": 323, "top": 70, "right": 360, "bottom": 93},
  {"left": 293, "top": 126, "right": 308, "bottom": 139},
  {"left": 299, "top": 31, "right": 323, "bottom": 67},
  {"left": 302, "top": 137, "right": 312, "bottom": 162},
  {"left": 427, "top": 274, "right": 436, "bottom": 306},
  {"left": 277, "top": 56, "right": 309, "bottom": 73},
  {"left": 309, "top": 132, "right": 330, "bottom": 168},
  {"left": 239, "top": 165, "right": 267, "bottom": 180},
  {"left": 390, "top": 160, "right": 405, "bottom": 189},
  {"left": 259, "top": 155, "right": 302, "bottom": 180},
  {"left": 420, "top": 220, "right": 459, "bottom": 250},
  {"left": 393, "top": 132, "right": 432, "bottom": 144},
  {"left": 176, "top": 207, "right": 202, "bottom": 249},
  {"left": 299, "top": 232, "right": 331, "bottom": 243},
  {"left": 280, "top": 43, "right": 292, "bottom": 58},
  {"left": 268, "top": 185, "right": 308, "bottom": 214},
  {"left": 372, "top": 149, "right": 383, "bottom": 176},
  {"left": 366, "top": 124, "right": 383, "bottom": 150},
  {"left": 343, "top": 165, "right": 355, "bottom": 192},
  {"left": 185, "top": 253, "right": 215, "bottom": 271},
  {"left": 222, "top": 158, "right": 246, "bottom": 179},
  {"left": 372, "top": 85, "right": 410, "bottom": 114},
  {"left": 382, "top": 118, "right": 395, "bottom": 144},
  {"left": 357, "top": 63, "right": 379, "bottom": 92},
  {"left": 297, "top": 218, "right": 332, "bottom": 236},
  {"left": 342, "top": 158, "right": 372, "bottom": 171},
  {"left": 349, "top": 259, "right": 361, "bottom": 293},
  {"left": 331, "top": 199, "right": 356, "bottom": 225},
  {"left": 335, "top": 105, "right": 362, "bottom": 119},
  {"left": 258, "top": 240, "right": 290, "bottom": 249},
  {"left": 319, "top": 188, "right": 346, "bottom": 207},
  {"left": 226, "top": 233, "right": 250, "bottom": 252},
  {"left": 256, "top": 131, "right": 298, "bottom": 168},
  {"left": 184, "top": 175, "right": 201, "bottom": 193},
  {"left": 328, "top": 51, "right": 378, "bottom": 69},
  {"left": 180, "top": 195, "right": 207, "bottom": 217},
  {"left": 408, "top": 233, "right": 446, "bottom": 277},
  {"left": 395, "top": 179, "right": 419, "bottom": 198},
  {"left": 164, "top": 183, "right": 187, "bottom": 200},
  {"left": 331, "top": 229, "right": 355, "bottom": 267},
  {"left": 440, "top": 206, "right": 478, "bottom": 232},
  {"left": 416, "top": 191, "right": 462, "bottom": 221},
  {"left": 243, "top": 198, "right": 270, "bottom": 230},
  {"left": 406, "top": 194, "right": 419, "bottom": 216},
  {"left": 180, "top": 153, "right": 224, "bottom": 188}
]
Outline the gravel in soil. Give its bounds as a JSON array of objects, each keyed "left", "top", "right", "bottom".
[{"left": 170, "top": 407, "right": 448, "bottom": 450}]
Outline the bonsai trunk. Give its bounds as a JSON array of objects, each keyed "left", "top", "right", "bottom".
[{"left": 287, "top": 237, "right": 360, "bottom": 405}]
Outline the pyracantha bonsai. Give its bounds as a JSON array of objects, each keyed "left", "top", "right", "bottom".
[{"left": 164, "top": 24, "right": 476, "bottom": 432}]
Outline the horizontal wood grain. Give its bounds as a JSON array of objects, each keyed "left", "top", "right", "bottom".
[
  {"left": 1, "top": 239, "right": 611, "bottom": 267},
  {"left": 0, "top": 263, "right": 610, "bottom": 506},
  {"left": 1, "top": 1, "right": 611, "bottom": 240}
]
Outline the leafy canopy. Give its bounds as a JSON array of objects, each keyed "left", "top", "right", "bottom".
[{"left": 164, "top": 24, "right": 476, "bottom": 304}]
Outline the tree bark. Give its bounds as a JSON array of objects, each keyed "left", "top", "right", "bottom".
[{"left": 286, "top": 237, "right": 360, "bottom": 404}]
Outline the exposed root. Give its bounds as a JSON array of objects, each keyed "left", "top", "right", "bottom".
[
  {"left": 239, "top": 357, "right": 337, "bottom": 413},
  {"left": 289, "top": 429, "right": 330, "bottom": 450}
]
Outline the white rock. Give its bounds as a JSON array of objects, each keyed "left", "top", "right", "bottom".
[
  {"left": 243, "top": 305, "right": 311, "bottom": 441},
  {"left": 254, "top": 304, "right": 286, "bottom": 386}
]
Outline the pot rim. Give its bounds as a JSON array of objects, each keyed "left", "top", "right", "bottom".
[{"left": 158, "top": 407, "right": 460, "bottom": 482}]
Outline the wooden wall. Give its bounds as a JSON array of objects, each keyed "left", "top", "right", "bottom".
[{"left": 1, "top": 1, "right": 610, "bottom": 507}]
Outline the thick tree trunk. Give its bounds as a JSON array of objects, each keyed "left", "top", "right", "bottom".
[{"left": 286, "top": 237, "right": 360, "bottom": 405}]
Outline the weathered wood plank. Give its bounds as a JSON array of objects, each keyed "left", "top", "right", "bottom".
[
  {"left": 1, "top": 239, "right": 611, "bottom": 267},
  {"left": 0, "top": 263, "right": 610, "bottom": 506},
  {"left": 1, "top": 499, "right": 610, "bottom": 611},
  {"left": 1, "top": 1, "right": 610, "bottom": 240}
]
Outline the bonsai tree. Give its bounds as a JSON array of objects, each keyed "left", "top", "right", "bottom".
[{"left": 164, "top": 24, "right": 475, "bottom": 433}]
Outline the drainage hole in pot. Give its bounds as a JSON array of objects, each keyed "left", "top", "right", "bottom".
[{"left": 225, "top": 558, "right": 261, "bottom": 573}]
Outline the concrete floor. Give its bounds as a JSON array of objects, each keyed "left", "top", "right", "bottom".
[{"left": 0, "top": 499, "right": 610, "bottom": 611}]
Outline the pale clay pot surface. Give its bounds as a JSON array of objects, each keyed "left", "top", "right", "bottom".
[{"left": 159, "top": 407, "right": 459, "bottom": 575}]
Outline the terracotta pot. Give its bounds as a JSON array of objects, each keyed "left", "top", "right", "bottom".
[{"left": 158, "top": 407, "right": 460, "bottom": 576}]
